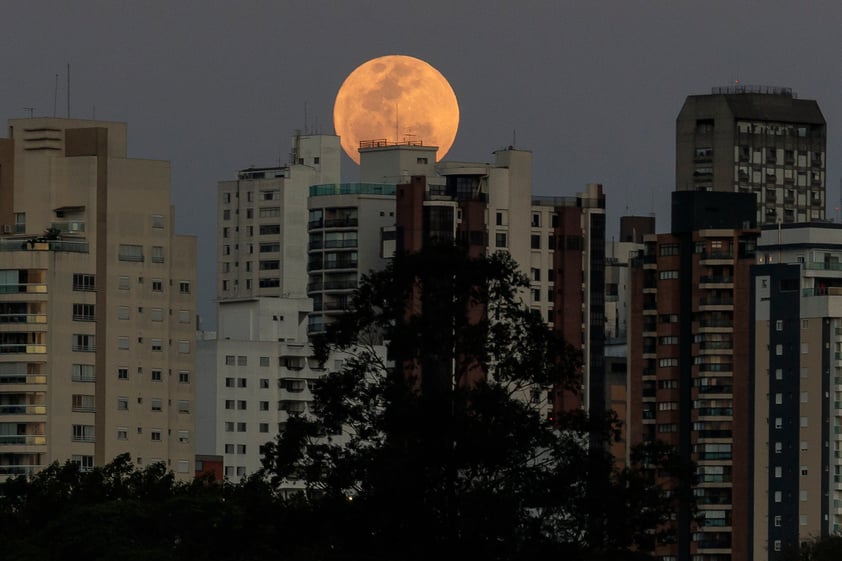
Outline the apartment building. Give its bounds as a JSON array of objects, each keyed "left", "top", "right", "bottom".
[
  {"left": 750, "top": 223, "right": 842, "bottom": 558},
  {"left": 676, "top": 86, "right": 826, "bottom": 226},
  {"left": 0, "top": 118, "right": 196, "bottom": 479},
  {"left": 629, "top": 191, "right": 759, "bottom": 561}
]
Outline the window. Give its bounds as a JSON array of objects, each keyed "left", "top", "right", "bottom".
[
  {"left": 237, "top": 422, "right": 247, "bottom": 432},
  {"left": 72, "top": 273, "right": 96, "bottom": 292},
  {"left": 178, "top": 340, "right": 190, "bottom": 354},
  {"left": 72, "top": 334, "right": 96, "bottom": 352},
  {"left": 259, "top": 423, "right": 269, "bottom": 433},
  {"left": 225, "top": 377, "right": 235, "bottom": 388},
  {"left": 178, "top": 400, "right": 189, "bottom": 413},
  {"left": 774, "top": 466, "right": 782, "bottom": 478},
  {"left": 178, "top": 371, "right": 189, "bottom": 383},
  {"left": 800, "top": 416, "right": 808, "bottom": 428},
  {"left": 177, "top": 460, "right": 190, "bottom": 473},
  {"left": 72, "top": 303, "right": 95, "bottom": 321},
  {"left": 225, "top": 355, "right": 235, "bottom": 366},
  {"left": 118, "top": 367, "right": 128, "bottom": 380},
  {"left": 117, "top": 337, "right": 129, "bottom": 350},
  {"left": 659, "top": 358, "right": 679, "bottom": 367},
  {"left": 237, "top": 444, "right": 247, "bottom": 454},
  {"left": 800, "top": 392, "right": 808, "bottom": 403},
  {"left": 237, "top": 378, "right": 247, "bottom": 388},
  {"left": 776, "top": 319, "right": 783, "bottom": 331},
  {"left": 775, "top": 442, "right": 782, "bottom": 453},
  {"left": 259, "top": 207, "right": 281, "bottom": 218},
  {"left": 800, "top": 515, "right": 807, "bottom": 526},
  {"left": 531, "top": 213, "right": 540, "bottom": 227},
  {"left": 150, "top": 308, "right": 163, "bottom": 322},
  {"left": 71, "top": 455, "right": 94, "bottom": 472},
  {"left": 72, "top": 394, "right": 95, "bottom": 412},
  {"left": 117, "top": 397, "right": 128, "bottom": 411},
  {"left": 260, "top": 401, "right": 269, "bottom": 411},
  {"left": 774, "top": 515, "right": 782, "bottom": 527},
  {"left": 177, "top": 430, "right": 189, "bottom": 443},
  {"left": 531, "top": 289, "right": 540, "bottom": 302},
  {"left": 117, "top": 427, "right": 128, "bottom": 440},
  {"left": 72, "top": 424, "right": 95, "bottom": 442},
  {"left": 259, "top": 224, "right": 281, "bottom": 236},
  {"left": 117, "top": 306, "right": 129, "bottom": 320},
  {"left": 151, "top": 399, "right": 162, "bottom": 412},
  {"left": 260, "top": 356, "right": 270, "bottom": 367},
  {"left": 774, "top": 540, "right": 782, "bottom": 552},
  {"left": 775, "top": 393, "right": 782, "bottom": 404},
  {"left": 801, "top": 466, "right": 808, "bottom": 476},
  {"left": 151, "top": 369, "right": 162, "bottom": 382},
  {"left": 237, "top": 400, "right": 247, "bottom": 410},
  {"left": 260, "top": 378, "right": 270, "bottom": 389},
  {"left": 151, "top": 430, "right": 161, "bottom": 442},
  {"left": 774, "top": 491, "right": 782, "bottom": 503},
  {"left": 774, "top": 417, "right": 782, "bottom": 429},
  {"left": 118, "top": 244, "right": 144, "bottom": 262},
  {"left": 236, "top": 467, "right": 246, "bottom": 476},
  {"left": 72, "top": 364, "right": 95, "bottom": 382},
  {"left": 659, "top": 244, "right": 680, "bottom": 256},
  {"left": 151, "top": 339, "right": 163, "bottom": 352},
  {"left": 151, "top": 214, "right": 164, "bottom": 229},
  {"left": 416, "top": 157, "right": 427, "bottom": 164},
  {"left": 800, "top": 490, "right": 807, "bottom": 502},
  {"left": 179, "top": 281, "right": 190, "bottom": 294},
  {"left": 530, "top": 235, "right": 541, "bottom": 249},
  {"left": 223, "top": 209, "right": 231, "bottom": 220},
  {"left": 495, "top": 233, "right": 507, "bottom": 248},
  {"left": 178, "top": 310, "right": 190, "bottom": 323},
  {"left": 659, "top": 270, "right": 679, "bottom": 280},
  {"left": 151, "top": 246, "right": 164, "bottom": 263},
  {"left": 152, "top": 279, "right": 163, "bottom": 292},
  {"left": 118, "top": 276, "right": 130, "bottom": 290}
]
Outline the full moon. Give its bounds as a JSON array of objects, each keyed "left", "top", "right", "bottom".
[{"left": 333, "top": 55, "right": 460, "bottom": 164}]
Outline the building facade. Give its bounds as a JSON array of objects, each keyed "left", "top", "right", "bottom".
[
  {"left": 750, "top": 223, "right": 842, "bottom": 558},
  {"left": 0, "top": 118, "right": 196, "bottom": 479},
  {"left": 676, "top": 86, "right": 826, "bottom": 226},
  {"left": 629, "top": 191, "right": 759, "bottom": 561}
]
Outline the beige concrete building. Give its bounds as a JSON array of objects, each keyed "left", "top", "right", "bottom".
[
  {"left": 0, "top": 118, "right": 196, "bottom": 479},
  {"left": 751, "top": 224, "right": 842, "bottom": 558}
]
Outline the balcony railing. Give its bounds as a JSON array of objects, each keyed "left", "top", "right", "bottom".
[
  {"left": 0, "top": 313, "right": 47, "bottom": 324},
  {"left": 0, "top": 404, "right": 46, "bottom": 415},
  {"left": 0, "top": 435, "right": 46, "bottom": 445}
]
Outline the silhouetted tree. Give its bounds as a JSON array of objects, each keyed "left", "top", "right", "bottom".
[{"left": 261, "top": 245, "right": 677, "bottom": 560}]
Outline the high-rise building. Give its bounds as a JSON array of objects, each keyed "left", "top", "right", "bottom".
[
  {"left": 676, "top": 86, "right": 826, "bottom": 226},
  {"left": 200, "top": 133, "right": 354, "bottom": 478},
  {"left": 0, "top": 118, "right": 196, "bottom": 479},
  {"left": 216, "top": 134, "right": 340, "bottom": 300},
  {"left": 606, "top": 215, "right": 654, "bottom": 467},
  {"left": 750, "top": 223, "right": 842, "bottom": 558},
  {"left": 629, "top": 191, "right": 759, "bottom": 561}
]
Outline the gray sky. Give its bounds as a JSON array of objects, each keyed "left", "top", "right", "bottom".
[{"left": 3, "top": 0, "right": 842, "bottom": 327}]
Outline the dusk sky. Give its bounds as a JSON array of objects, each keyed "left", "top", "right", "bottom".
[{"left": 3, "top": 1, "right": 842, "bottom": 327}]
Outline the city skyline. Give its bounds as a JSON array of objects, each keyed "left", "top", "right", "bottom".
[{"left": 3, "top": 1, "right": 841, "bottom": 326}]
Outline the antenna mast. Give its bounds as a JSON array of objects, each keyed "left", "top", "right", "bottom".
[
  {"left": 53, "top": 74, "right": 59, "bottom": 117},
  {"left": 66, "top": 63, "right": 70, "bottom": 118}
]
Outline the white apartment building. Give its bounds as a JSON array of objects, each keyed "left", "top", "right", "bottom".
[{"left": 0, "top": 118, "right": 196, "bottom": 479}]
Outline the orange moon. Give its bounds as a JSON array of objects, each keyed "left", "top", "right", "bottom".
[{"left": 333, "top": 55, "right": 459, "bottom": 164}]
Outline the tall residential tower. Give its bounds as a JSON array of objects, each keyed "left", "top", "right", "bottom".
[{"left": 0, "top": 118, "right": 196, "bottom": 478}]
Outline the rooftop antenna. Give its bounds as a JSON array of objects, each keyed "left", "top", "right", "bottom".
[
  {"left": 53, "top": 74, "right": 59, "bottom": 117},
  {"left": 304, "top": 101, "right": 308, "bottom": 134},
  {"left": 66, "top": 63, "right": 71, "bottom": 118},
  {"left": 23, "top": 107, "right": 35, "bottom": 118},
  {"left": 512, "top": 129, "right": 516, "bottom": 148}
]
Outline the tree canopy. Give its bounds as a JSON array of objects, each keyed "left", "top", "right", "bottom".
[{"left": 261, "top": 246, "right": 678, "bottom": 560}]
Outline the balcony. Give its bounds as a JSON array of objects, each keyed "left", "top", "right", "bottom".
[
  {"left": 0, "top": 344, "right": 46, "bottom": 354},
  {"left": 0, "top": 435, "right": 46, "bottom": 445},
  {"left": 0, "top": 313, "right": 47, "bottom": 324},
  {"left": 0, "top": 404, "right": 46, "bottom": 415},
  {"left": 323, "top": 218, "right": 359, "bottom": 229}
]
